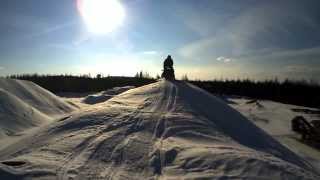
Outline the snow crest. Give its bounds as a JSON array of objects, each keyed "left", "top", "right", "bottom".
[{"left": 0, "top": 80, "right": 318, "bottom": 179}]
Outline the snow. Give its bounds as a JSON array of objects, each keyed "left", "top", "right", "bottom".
[
  {"left": 0, "top": 89, "right": 50, "bottom": 138},
  {"left": 228, "top": 98, "right": 319, "bottom": 136},
  {"left": 0, "top": 80, "right": 319, "bottom": 179},
  {"left": 0, "top": 79, "right": 75, "bottom": 117},
  {"left": 0, "top": 78, "right": 76, "bottom": 141},
  {"left": 82, "top": 86, "right": 135, "bottom": 105},
  {"left": 228, "top": 96, "right": 320, "bottom": 173}
]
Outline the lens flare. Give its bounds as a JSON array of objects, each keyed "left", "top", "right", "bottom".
[{"left": 77, "top": 0, "right": 125, "bottom": 34}]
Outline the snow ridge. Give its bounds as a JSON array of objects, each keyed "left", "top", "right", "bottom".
[
  {"left": 0, "top": 78, "right": 75, "bottom": 138},
  {"left": 0, "top": 80, "right": 318, "bottom": 179}
]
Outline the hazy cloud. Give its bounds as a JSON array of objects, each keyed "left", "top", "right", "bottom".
[
  {"left": 243, "top": 46, "right": 320, "bottom": 63},
  {"left": 284, "top": 65, "right": 317, "bottom": 73},
  {"left": 0, "top": 67, "right": 4, "bottom": 70},
  {"left": 142, "top": 51, "right": 158, "bottom": 55},
  {"left": 179, "top": 1, "right": 320, "bottom": 62},
  {"left": 282, "top": 64, "right": 320, "bottom": 81},
  {"left": 216, "top": 56, "right": 234, "bottom": 63},
  {"left": 1, "top": 13, "right": 75, "bottom": 39}
]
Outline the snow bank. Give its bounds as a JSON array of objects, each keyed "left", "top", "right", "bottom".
[
  {"left": 0, "top": 81, "right": 318, "bottom": 179},
  {"left": 0, "top": 78, "right": 75, "bottom": 116},
  {"left": 229, "top": 98, "right": 319, "bottom": 136},
  {"left": 0, "top": 89, "right": 50, "bottom": 138},
  {"left": 82, "top": 86, "right": 134, "bottom": 104},
  {"left": 229, "top": 97, "right": 320, "bottom": 172},
  {"left": 0, "top": 78, "right": 75, "bottom": 138}
]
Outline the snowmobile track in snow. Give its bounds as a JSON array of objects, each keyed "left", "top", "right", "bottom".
[
  {"left": 0, "top": 80, "right": 319, "bottom": 180},
  {"left": 56, "top": 81, "right": 178, "bottom": 179}
]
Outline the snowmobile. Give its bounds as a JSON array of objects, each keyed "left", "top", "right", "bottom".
[
  {"left": 161, "top": 55, "right": 175, "bottom": 80},
  {"left": 161, "top": 66, "right": 175, "bottom": 80}
]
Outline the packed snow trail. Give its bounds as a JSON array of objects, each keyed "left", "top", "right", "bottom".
[{"left": 0, "top": 80, "right": 318, "bottom": 179}]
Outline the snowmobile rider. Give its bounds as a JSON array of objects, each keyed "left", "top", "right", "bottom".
[
  {"left": 164, "top": 55, "right": 173, "bottom": 70},
  {"left": 162, "top": 55, "right": 175, "bottom": 80}
]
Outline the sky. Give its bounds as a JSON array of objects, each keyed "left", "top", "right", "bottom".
[{"left": 0, "top": 0, "right": 320, "bottom": 81}]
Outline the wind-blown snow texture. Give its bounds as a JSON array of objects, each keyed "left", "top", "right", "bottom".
[
  {"left": 0, "top": 79, "right": 75, "bottom": 116},
  {"left": 0, "top": 78, "right": 75, "bottom": 138},
  {"left": 0, "top": 80, "right": 318, "bottom": 179},
  {"left": 228, "top": 97, "right": 320, "bottom": 173},
  {"left": 82, "top": 86, "right": 135, "bottom": 105}
]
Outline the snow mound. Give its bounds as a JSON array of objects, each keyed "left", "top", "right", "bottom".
[
  {"left": 0, "top": 78, "right": 75, "bottom": 138},
  {"left": 0, "top": 78, "right": 75, "bottom": 116},
  {"left": 0, "top": 81, "right": 318, "bottom": 179},
  {"left": 82, "top": 86, "right": 134, "bottom": 104},
  {"left": 82, "top": 94, "right": 113, "bottom": 105},
  {"left": 0, "top": 89, "right": 50, "bottom": 138},
  {"left": 229, "top": 97, "right": 320, "bottom": 171},
  {"left": 230, "top": 98, "right": 319, "bottom": 136}
]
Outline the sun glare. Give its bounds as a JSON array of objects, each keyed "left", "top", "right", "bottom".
[{"left": 77, "top": 0, "right": 125, "bottom": 34}]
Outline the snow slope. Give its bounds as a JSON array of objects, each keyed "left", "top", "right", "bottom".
[
  {"left": 0, "top": 78, "right": 75, "bottom": 116},
  {"left": 82, "top": 86, "right": 135, "bottom": 105},
  {"left": 0, "top": 80, "right": 318, "bottom": 179},
  {"left": 228, "top": 97, "right": 320, "bottom": 172},
  {"left": 0, "top": 78, "right": 75, "bottom": 138},
  {"left": 0, "top": 89, "right": 50, "bottom": 138}
]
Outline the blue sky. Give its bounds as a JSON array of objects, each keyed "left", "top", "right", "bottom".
[{"left": 0, "top": 0, "right": 320, "bottom": 81}]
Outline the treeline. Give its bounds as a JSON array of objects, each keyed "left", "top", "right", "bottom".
[
  {"left": 8, "top": 74, "right": 156, "bottom": 93},
  {"left": 190, "top": 79, "right": 320, "bottom": 108},
  {"left": 7, "top": 74, "right": 320, "bottom": 108}
]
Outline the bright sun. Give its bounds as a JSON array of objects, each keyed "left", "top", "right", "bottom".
[{"left": 77, "top": 0, "right": 125, "bottom": 34}]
